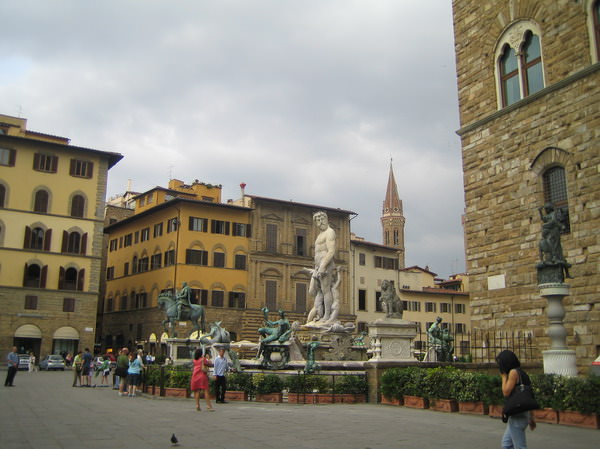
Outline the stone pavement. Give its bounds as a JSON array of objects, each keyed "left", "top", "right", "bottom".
[{"left": 0, "top": 369, "right": 597, "bottom": 449}]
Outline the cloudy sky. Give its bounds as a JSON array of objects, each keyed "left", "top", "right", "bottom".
[{"left": 1, "top": 1, "right": 466, "bottom": 277}]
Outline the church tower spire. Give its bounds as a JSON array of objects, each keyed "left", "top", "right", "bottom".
[{"left": 381, "top": 160, "right": 405, "bottom": 266}]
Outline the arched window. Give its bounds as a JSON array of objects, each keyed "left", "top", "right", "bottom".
[
  {"left": 34, "top": 189, "right": 49, "bottom": 213},
  {"left": 0, "top": 183, "right": 6, "bottom": 207},
  {"left": 521, "top": 32, "right": 543, "bottom": 97},
  {"left": 59, "top": 266, "right": 84, "bottom": 291},
  {"left": 70, "top": 194, "right": 85, "bottom": 218},
  {"left": 496, "top": 22, "right": 545, "bottom": 108},
  {"left": 23, "top": 263, "right": 47, "bottom": 288},
  {"left": 30, "top": 227, "right": 45, "bottom": 250},
  {"left": 500, "top": 44, "right": 520, "bottom": 106},
  {"left": 67, "top": 232, "right": 81, "bottom": 253},
  {"left": 542, "top": 166, "right": 570, "bottom": 233}
]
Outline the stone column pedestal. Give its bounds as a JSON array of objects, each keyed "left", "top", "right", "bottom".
[
  {"left": 539, "top": 283, "right": 577, "bottom": 376},
  {"left": 367, "top": 318, "right": 417, "bottom": 361}
]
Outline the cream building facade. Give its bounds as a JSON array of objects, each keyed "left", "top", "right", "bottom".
[
  {"left": 0, "top": 114, "right": 122, "bottom": 360},
  {"left": 453, "top": 0, "right": 600, "bottom": 370}
]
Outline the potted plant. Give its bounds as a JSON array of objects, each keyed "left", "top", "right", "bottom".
[
  {"left": 254, "top": 373, "right": 284, "bottom": 403},
  {"left": 332, "top": 375, "right": 367, "bottom": 403},
  {"left": 424, "top": 366, "right": 458, "bottom": 412},
  {"left": 484, "top": 375, "right": 504, "bottom": 418},
  {"left": 286, "top": 374, "right": 329, "bottom": 404},
  {"left": 453, "top": 371, "right": 489, "bottom": 415},
  {"left": 226, "top": 372, "right": 253, "bottom": 401},
  {"left": 143, "top": 366, "right": 162, "bottom": 395},
  {"left": 557, "top": 375, "right": 600, "bottom": 429},
  {"left": 164, "top": 367, "right": 191, "bottom": 398},
  {"left": 379, "top": 368, "right": 403, "bottom": 405},
  {"left": 530, "top": 373, "right": 560, "bottom": 424},
  {"left": 400, "top": 367, "right": 429, "bottom": 409}
]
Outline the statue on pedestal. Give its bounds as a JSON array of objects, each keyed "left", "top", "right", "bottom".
[
  {"left": 537, "top": 203, "right": 573, "bottom": 283},
  {"left": 158, "top": 283, "right": 206, "bottom": 338},
  {"left": 379, "top": 280, "right": 404, "bottom": 319},
  {"left": 426, "top": 317, "right": 454, "bottom": 362},
  {"left": 256, "top": 308, "right": 292, "bottom": 362},
  {"left": 305, "top": 211, "right": 340, "bottom": 325}
]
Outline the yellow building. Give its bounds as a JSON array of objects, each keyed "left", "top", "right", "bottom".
[
  {"left": 101, "top": 179, "right": 251, "bottom": 351},
  {"left": 0, "top": 114, "right": 122, "bottom": 360}
]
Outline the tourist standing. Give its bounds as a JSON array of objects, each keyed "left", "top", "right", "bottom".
[
  {"left": 99, "top": 357, "right": 110, "bottom": 386},
  {"left": 72, "top": 351, "right": 83, "bottom": 387},
  {"left": 127, "top": 351, "right": 143, "bottom": 397},
  {"left": 116, "top": 348, "right": 129, "bottom": 396},
  {"left": 28, "top": 352, "right": 37, "bottom": 373},
  {"left": 81, "top": 348, "right": 93, "bottom": 387},
  {"left": 190, "top": 349, "right": 214, "bottom": 411},
  {"left": 497, "top": 350, "right": 536, "bottom": 449},
  {"left": 5, "top": 346, "right": 19, "bottom": 387},
  {"left": 213, "top": 348, "right": 230, "bottom": 403}
]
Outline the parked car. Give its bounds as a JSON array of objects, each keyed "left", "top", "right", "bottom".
[
  {"left": 18, "top": 354, "right": 30, "bottom": 371},
  {"left": 39, "top": 355, "right": 65, "bottom": 371}
]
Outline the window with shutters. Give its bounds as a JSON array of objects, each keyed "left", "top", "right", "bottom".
[
  {"left": 211, "top": 290, "right": 224, "bottom": 307},
  {"left": 295, "top": 283, "right": 307, "bottom": 312},
  {"left": 232, "top": 222, "right": 251, "bottom": 237},
  {"left": 425, "top": 302, "right": 436, "bottom": 313},
  {"left": 69, "top": 159, "right": 93, "bottom": 178},
  {"left": 66, "top": 231, "right": 81, "bottom": 253},
  {"left": 33, "top": 189, "right": 49, "bottom": 213},
  {"left": 123, "top": 233, "right": 132, "bottom": 247},
  {"left": 27, "top": 227, "right": 46, "bottom": 250},
  {"left": 106, "top": 266, "right": 115, "bottom": 280},
  {"left": 120, "top": 295, "right": 127, "bottom": 311},
  {"left": 140, "top": 227, "right": 150, "bottom": 242},
  {"left": 0, "top": 148, "right": 16, "bottom": 166},
  {"left": 191, "top": 289, "right": 208, "bottom": 306},
  {"left": 213, "top": 251, "right": 226, "bottom": 268},
  {"left": 455, "top": 303, "right": 466, "bottom": 314},
  {"left": 234, "top": 254, "right": 247, "bottom": 270},
  {"left": 265, "top": 223, "right": 278, "bottom": 253},
  {"left": 164, "top": 249, "right": 176, "bottom": 267},
  {"left": 186, "top": 249, "right": 208, "bottom": 265},
  {"left": 153, "top": 222, "right": 163, "bottom": 237},
  {"left": 25, "top": 295, "right": 38, "bottom": 310},
  {"left": 70, "top": 194, "right": 85, "bottom": 218},
  {"left": 189, "top": 217, "right": 208, "bottom": 232},
  {"left": 106, "top": 296, "right": 114, "bottom": 312},
  {"left": 151, "top": 253, "right": 162, "bottom": 270},
  {"left": 59, "top": 266, "right": 84, "bottom": 291},
  {"left": 33, "top": 153, "right": 58, "bottom": 173},
  {"left": 167, "top": 217, "right": 178, "bottom": 233},
  {"left": 211, "top": 219, "right": 229, "bottom": 235},
  {"left": 295, "top": 229, "right": 306, "bottom": 256},
  {"left": 23, "top": 263, "right": 45, "bottom": 288},
  {"left": 138, "top": 257, "right": 149, "bottom": 272},
  {"left": 359, "top": 253, "right": 366, "bottom": 266},
  {"left": 228, "top": 292, "right": 246, "bottom": 308},
  {"left": 265, "top": 280, "right": 277, "bottom": 310},
  {"left": 63, "top": 298, "right": 76, "bottom": 312}
]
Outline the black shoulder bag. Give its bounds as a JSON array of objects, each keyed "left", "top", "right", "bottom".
[{"left": 502, "top": 369, "right": 539, "bottom": 422}]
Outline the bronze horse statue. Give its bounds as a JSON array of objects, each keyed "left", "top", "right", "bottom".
[{"left": 158, "top": 291, "right": 206, "bottom": 338}]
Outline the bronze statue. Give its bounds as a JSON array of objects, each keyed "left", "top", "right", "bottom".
[
  {"left": 256, "top": 308, "right": 292, "bottom": 360},
  {"left": 175, "top": 282, "right": 192, "bottom": 321},
  {"left": 537, "top": 203, "right": 572, "bottom": 281},
  {"left": 427, "top": 317, "right": 453, "bottom": 362},
  {"left": 304, "top": 336, "right": 320, "bottom": 374},
  {"left": 158, "top": 286, "right": 206, "bottom": 338}
]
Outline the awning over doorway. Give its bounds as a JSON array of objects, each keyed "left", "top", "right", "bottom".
[
  {"left": 53, "top": 326, "right": 80, "bottom": 340},
  {"left": 15, "top": 324, "right": 42, "bottom": 338}
]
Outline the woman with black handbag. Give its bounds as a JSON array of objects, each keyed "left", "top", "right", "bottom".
[{"left": 496, "top": 350, "right": 536, "bottom": 449}]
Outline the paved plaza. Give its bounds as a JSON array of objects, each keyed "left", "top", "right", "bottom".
[{"left": 1, "top": 369, "right": 597, "bottom": 449}]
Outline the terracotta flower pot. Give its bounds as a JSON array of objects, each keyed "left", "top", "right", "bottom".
[
  {"left": 255, "top": 393, "right": 283, "bottom": 403},
  {"left": 430, "top": 398, "right": 458, "bottom": 413},
  {"left": 381, "top": 395, "right": 402, "bottom": 406},
  {"left": 532, "top": 408, "right": 558, "bottom": 424},
  {"left": 163, "top": 387, "right": 189, "bottom": 398},
  {"left": 488, "top": 404, "right": 504, "bottom": 418},
  {"left": 458, "top": 401, "right": 489, "bottom": 415},
  {"left": 558, "top": 410, "right": 600, "bottom": 429},
  {"left": 335, "top": 394, "right": 366, "bottom": 404},
  {"left": 403, "top": 395, "right": 429, "bottom": 409},
  {"left": 287, "top": 393, "right": 316, "bottom": 404},
  {"left": 225, "top": 390, "right": 248, "bottom": 401}
]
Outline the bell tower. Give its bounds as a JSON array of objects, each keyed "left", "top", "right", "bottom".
[{"left": 381, "top": 161, "right": 405, "bottom": 267}]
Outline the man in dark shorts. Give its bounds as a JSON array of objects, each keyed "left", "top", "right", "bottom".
[{"left": 82, "top": 348, "right": 93, "bottom": 387}]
